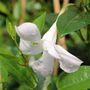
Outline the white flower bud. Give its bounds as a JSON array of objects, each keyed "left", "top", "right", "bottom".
[{"left": 15, "top": 22, "right": 41, "bottom": 41}]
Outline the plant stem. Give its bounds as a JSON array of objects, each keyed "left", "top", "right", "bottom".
[
  {"left": 53, "top": 0, "right": 68, "bottom": 76},
  {"left": 14, "top": 40, "right": 28, "bottom": 66},
  {"left": 53, "top": 0, "right": 60, "bottom": 76},
  {"left": 19, "top": 0, "right": 26, "bottom": 24}
]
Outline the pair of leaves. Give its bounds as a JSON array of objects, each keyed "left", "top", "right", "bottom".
[
  {"left": 56, "top": 66, "right": 90, "bottom": 90},
  {"left": 57, "top": 4, "right": 90, "bottom": 37}
]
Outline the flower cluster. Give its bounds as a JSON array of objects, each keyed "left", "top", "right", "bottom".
[{"left": 15, "top": 20, "right": 83, "bottom": 77}]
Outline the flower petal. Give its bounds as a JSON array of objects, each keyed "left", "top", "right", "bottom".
[
  {"left": 55, "top": 45, "right": 83, "bottom": 73},
  {"left": 29, "top": 51, "right": 54, "bottom": 77},
  {"left": 15, "top": 22, "right": 41, "bottom": 41},
  {"left": 19, "top": 39, "right": 43, "bottom": 55},
  {"left": 42, "top": 22, "right": 57, "bottom": 43},
  {"left": 43, "top": 41, "right": 60, "bottom": 59}
]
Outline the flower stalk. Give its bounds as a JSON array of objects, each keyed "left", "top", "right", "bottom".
[{"left": 14, "top": 40, "right": 28, "bottom": 66}]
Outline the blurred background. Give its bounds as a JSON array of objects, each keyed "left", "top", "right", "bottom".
[{"left": 0, "top": 0, "right": 89, "bottom": 66}]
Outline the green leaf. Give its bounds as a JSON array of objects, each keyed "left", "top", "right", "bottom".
[
  {"left": 0, "top": 55, "right": 38, "bottom": 89},
  {"left": 0, "top": 62, "right": 8, "bottom": 83},
  {"left": 0, "top": 48, "right": 15, "bottom": 83},
  {"left": 18, "top": 85, "right": 32, "bottom": 90},
  {"left": 42, "top": 13, "right": 57, "bottom": 35},
  {"left": 0, "top": 48, "right": 14, "bottom": 55},
  {"left": 57, "top": 5, "right": 90, "bottom": 37},
  {"left": 0, "top": 2, "right": 9, "bottom": 16},
  {"left": 56, "top": 66, "right": 90, "bottom": 90},
  {"left": 34, "top": 13, "right": 46, "bottom": 32},
  {"left": 46, "top": 13, "right": 57, "bottom": 27},
  {"left": 6, "top": 19, "right": 16, "bottom": 40}
]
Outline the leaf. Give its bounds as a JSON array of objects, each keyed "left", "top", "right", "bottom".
[
  {"left": 56, "top": 66, "right": 90, "bottom": 90},
  {"left": 42, "top": 13, "right": 57, "bottom": 35},
  {"left": 56, "top": 5, "right": 90, "bottom": 37},
  {"left": 0, "top": 2, "right": 9, "bottom": 16},
  {"left": 0, "top": 55, "right": 38, "bottom": 89},
  {"left": 34, "top": 13, "right": 46, "bottom": 32},
  {"left": 18, "top": 84, "right": 33, "bottom": 90},
  {"left": 0, "top": 48, "right": 14, "bottom": 55},
  {"left": 0, "top": 48, "right": 15, "bottom": 83},
  {"left": 46, "top": 13, "right": 57, "bottom": 27},
  {"left": 19, "top": 66, "right": 38, "bottom": 88},
  {"left": 0, "top": 62, "right": 8, "bottom": 83},
  {"left": 6, "top": 19, "right": 16, "bottom": 40},
  {"left": 0, "top": 48, "right": 38, "bottom": 89},
  {"left": 1, "top": 54, "right": 38, "bottom": 87}
]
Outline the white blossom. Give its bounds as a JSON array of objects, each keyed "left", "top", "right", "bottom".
[{"left": 16, "top": 14, "right": 83, "bottom": 77}]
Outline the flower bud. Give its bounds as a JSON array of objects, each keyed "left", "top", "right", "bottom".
[{"left": 15, "top": 22, "right": 41, "bottom": 41}]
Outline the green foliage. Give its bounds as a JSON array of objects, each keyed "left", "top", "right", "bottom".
[
  {"left": 0, "top": 61, "right": 8, "bottom": 83},
  {"left": 0, "top": 48, "right": 38, "bottom": 89},
  {"left": 34, "top": 13, "right": 46, "bottom": 32},
  {"left": 57, "top": 4, "right": 90, "bottom": 37},
  {"left": 0, "top": 2, "right": 9, "bottom": 16},
  {"left": 6, "top": 19, "right": 16, "bottom": 40},
  {"left": 56, "top": 66, "right": 90, "bottom": 90},
  {"left": 83, "top": 0, "right": 90, "bottom": 6},
  {"left": 18, "top": 85, "right": 33, "bottom": 90}
]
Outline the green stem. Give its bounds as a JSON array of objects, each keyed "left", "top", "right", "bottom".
[
  {"left": 14, "top": 40, "right": 28, "bottom": 66},
  {"left": 53, "top": 34, "right": 59, "bottom": 76}
]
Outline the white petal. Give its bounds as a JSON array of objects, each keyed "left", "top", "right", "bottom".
[
  {"left": 43, "top": 41, "right": 60, "bottom": 59},
  {"left": 29, "top": 51, "right": 54, "bottom": 77},
  {"left": 42, "top": 22, "right": 57, "bottom": 43},
  {"left": 55, "top": 45, "right": 83, "bottom": 73},
  {"left": 15, "top": 22, "right": 41, "bottom": 41},
  {"left": 47, "top": 45, "right": 60, "bottom": 59},
  {"left": 19, "top": 39, "right": 43, "bottom": 55}
]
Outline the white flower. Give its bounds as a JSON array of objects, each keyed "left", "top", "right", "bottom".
[
  {"left": 15, "top": 23, "right": 43, "bottom": 55},
  {"left": 29, "top": 51, "right": 54, "bottom": 77},
  {"left": 16, "top": 20, "right": 83, "bottom": 77}
]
